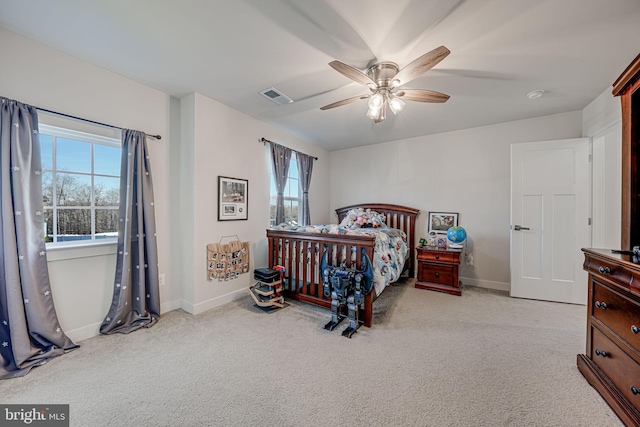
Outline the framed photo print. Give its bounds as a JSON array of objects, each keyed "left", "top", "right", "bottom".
[
  {"left": 218, "top": 176, "right": 248, "bottom": 221},
  {"left": 428, "top": 212, "right": 458, "bottom": 234}
]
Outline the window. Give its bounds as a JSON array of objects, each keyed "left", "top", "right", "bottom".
[
  {"left": 39, "top": 124, "right": 121, "bottom": 246},
  {"left": 270, "top": 152, "right": 300, "bottom": 226}
]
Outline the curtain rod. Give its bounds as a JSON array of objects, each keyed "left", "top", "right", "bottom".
[
  {"left": 259, "top": 137, "right": 318, "bottom": 160},
  {"left": 37, "top": 107, "right": 162, "bottom": 140}
]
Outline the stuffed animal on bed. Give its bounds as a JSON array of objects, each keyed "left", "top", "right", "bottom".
[{"left": 340, "top": 208, "right": 386, "bottom": 229}]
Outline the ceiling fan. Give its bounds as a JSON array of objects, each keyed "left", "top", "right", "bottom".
[{"left": 320, "top": 46, "right": 451, "bottom": 123}]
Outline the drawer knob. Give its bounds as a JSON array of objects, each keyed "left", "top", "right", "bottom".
[
  {"left": 435, "top": 272, "right": 440, "bottom": 278},
  {"left": 598, "top": 266, "right": 611, "bottom": 274},
  {"left": 632, "top": 386, "right": 639, "bottom": 396},
  {"left": 435, "top": 255, "right": 439, "bottom": 260},
  {"left": 595, "top": 301, "right": 608, "bottom": 310},
  {"left": 595, "top": 349, "right": 608, "bottom": 358},
  {"left": 632, "top": 325, "right": 639, "bottom": 334}
]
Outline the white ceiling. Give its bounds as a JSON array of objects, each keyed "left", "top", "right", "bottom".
[{"left": 1, "top": 0, "right": 639, "bottom": 151}]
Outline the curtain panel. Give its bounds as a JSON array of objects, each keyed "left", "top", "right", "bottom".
[
  {"left": 296, "top": 153, "right": 314, "bottom": 226},
  {"left": 0, "top": 97, "right": 77, "bottom": 379},
  {"left": 101, "top": 130, "right": 160, "bottom": 334},
  {"left": 270, "top": 143, "right": 292, "bottom": 225}
]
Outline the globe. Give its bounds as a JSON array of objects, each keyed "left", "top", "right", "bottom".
[{"left": 446, "top": 226, "right": 467, "bottom": 247}]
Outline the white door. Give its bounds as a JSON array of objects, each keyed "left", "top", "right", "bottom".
[{"left": 510, "top": 138, "right": 591, "bottom": 304}]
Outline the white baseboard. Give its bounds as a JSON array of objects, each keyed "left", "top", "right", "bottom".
[
  {"left": 161, "top": 299, "right": 181, "bottom": 313},
  {"left": 65, "top": 321, "right": 102, "bottom": 343},
  {"left": 180, "top": 288, "right": 248, "bottom": 315},
  {"left": 461, "top": 276, "right": 510, "bottom": 293}
]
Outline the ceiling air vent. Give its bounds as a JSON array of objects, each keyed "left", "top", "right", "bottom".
[{"left": 259, "top": 87, "right": 294, "bottom": 105}]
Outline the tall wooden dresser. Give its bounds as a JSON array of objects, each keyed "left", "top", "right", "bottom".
[{"left": 579, "top": 248, "right": 640, "bottom": 426}]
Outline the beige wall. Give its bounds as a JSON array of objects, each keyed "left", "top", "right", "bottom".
[
  {"left": 177, "top": 93, "right": 329, "bottom": 313},
  {"left": 329, "top": 111, "right": 583, "bottom": 291}
]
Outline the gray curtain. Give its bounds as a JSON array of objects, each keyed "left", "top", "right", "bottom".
[
  {"left": 101, "top": 130, "right": 160, "bottom": 334},
  {"left": 270, "top": 142, "right": 292, "bottom": 225},
  {"left": 0, "top": 97, "right": 78, "bottom": 379},
  {"left": 296, "top": 152, "right": 314, "bottom": 226}
]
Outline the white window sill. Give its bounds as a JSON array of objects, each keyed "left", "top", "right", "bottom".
[{"left": 46, "top": 241, "right": 118, "bottom": 262}]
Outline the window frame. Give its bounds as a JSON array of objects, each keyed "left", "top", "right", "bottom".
[{"left": 39, "top": 123, "right": 121, "bottom": 248}]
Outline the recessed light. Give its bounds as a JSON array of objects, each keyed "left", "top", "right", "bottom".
[{"left": 527, "top": 90, "right": 545, "bottom": 100}]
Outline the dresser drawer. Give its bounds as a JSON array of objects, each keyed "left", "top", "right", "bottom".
[
  {"left": 417, "top": 250, "right": 460, "bottom": 263},
  {"left": 586, "top": 255, "right": 640, "bottom": 291},
  {"left": 591, "top": 326, "right": 640, "bottom": 410},
  {"left": 592, "top": 280, "right": 640, "bottom": 349},
  {"left": 419, "top": 263, "right": 453, "bottom": 286}
]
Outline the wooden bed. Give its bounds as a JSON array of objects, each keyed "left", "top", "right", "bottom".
[{"left": 266, "top": 203, "right": 419, "bottom": 327}]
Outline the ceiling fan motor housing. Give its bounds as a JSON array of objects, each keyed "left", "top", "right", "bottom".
[{"left": 366, "top": 62, "right": 399, "bottom": 88}]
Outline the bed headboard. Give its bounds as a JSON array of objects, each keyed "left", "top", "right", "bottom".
[{"left": 335, "top": 203, "right": 420, "bottom": 278}]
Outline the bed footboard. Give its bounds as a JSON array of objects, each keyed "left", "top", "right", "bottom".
[{"left": 266, "top": 229, "right": 376, "bottom": 327}]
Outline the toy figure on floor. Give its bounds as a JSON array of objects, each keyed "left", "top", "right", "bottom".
[{"left": 320, "top": 250, "right": 373, "bottom": 338}]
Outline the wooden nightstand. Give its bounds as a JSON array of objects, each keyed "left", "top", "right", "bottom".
[{"left": 415, "top": 246, "right": 462, "bottom": 296}]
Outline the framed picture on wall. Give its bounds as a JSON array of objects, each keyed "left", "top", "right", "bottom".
[
  {"left": 218, "top": 176, "right": 248, "bottom": 221},
  {"left": 428, "top": 212, "right": 458, "bottom": 234}
]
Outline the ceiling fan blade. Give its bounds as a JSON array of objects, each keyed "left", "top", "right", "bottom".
[
  {"left": 393, "top": 46, "right": 451, "bottom": 87},
  {"left": 396, "top": 89, "right": 450, "bottom": 103},
  {"left": 329, "top": 61, "right": 376, "bottom": 87},
  {"left": 320, "top": 95, "right": 369, "bottom": 110}
]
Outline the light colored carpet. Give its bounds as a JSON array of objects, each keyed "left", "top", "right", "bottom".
[{"left": 0, "top": 280, "right": 624, "bottom": 427}]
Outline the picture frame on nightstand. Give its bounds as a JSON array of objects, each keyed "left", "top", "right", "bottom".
[{"left": 428, "top": 212, "right": 458, "bottom": 234}]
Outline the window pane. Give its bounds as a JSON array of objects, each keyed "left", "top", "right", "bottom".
[
  {"left": 288, "top": 178, "right": 299, "bottom": 198},
  {"left": 57, "top": 209, "right": 91, "bottom": 242},
  {"left": 95, "top": 209, "right": 119, "bottom": 238},
  {"left": 289, "top": 155, "right": 298, "bottom": 178},
  {"left": 56, "top": 138, "right": 90, "bottom": 173},
  {"left": 42, "top": 172, "right": 53, "bottom": 207},
  {"left": 43, "top": 209, "right": 53, "bottom": 243},
  {"left": 94, "top": 144, "right": 121, "bottom": 176},
  {"left": 270, "top": 203, "right": 276, "bottom": 223},
  {"left": 94, "top": 176, "right": 120, "bottom": 206},
  {"left": 56, "top": 173, "right": 91, "bottom": 206},
  {"left": 39, "top": 134, "right": 53, "bottom": 170}
]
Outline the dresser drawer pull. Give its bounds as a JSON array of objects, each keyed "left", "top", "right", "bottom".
[
  {"left": 598, "top": 266, "right": 611, "bottom": 274},
  {"left": 594, "top": 301, "right": 608, "bottom": 310},
  {"left": 594, "top": 349, "right": 608, "bottom": 358},
  {"left": 435, "top": 255, "right": 439, "bottom": 260},
  {"left": 632, "top": 386, "right": 639, "bottom": 395},
  {"left": 435, "top": 272, "right": 440, "bottom": 278},
  {"left": 633, "top": 325, "right": 639, "bottom": 334}
]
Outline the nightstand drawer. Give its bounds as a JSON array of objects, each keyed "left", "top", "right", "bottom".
[
  {"left": 417, "top": 250, "right": 460, "bottom": 263},
  {"left": 419, "top": 263, "right": 453, "bottom": 286},
  {"left": 592, "top": 280, "right": 640, "bottom": 349},
  {"left": 591, "top": 326, "right": 640, "bottom": 410}
]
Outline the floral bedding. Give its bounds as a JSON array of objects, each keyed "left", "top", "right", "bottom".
[{"left": 270, "top": 223, "right": 408, "bottom": 296}]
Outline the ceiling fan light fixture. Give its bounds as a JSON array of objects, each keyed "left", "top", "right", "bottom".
[
  {"left": 389, "top": 95, "right": 405, "bottom": 114},
  {"left": 368, "top": 100, "right": 388, "bottom": 122},
  {"left": 368, "top": 92, "right": 384, "bottom": 109}
]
